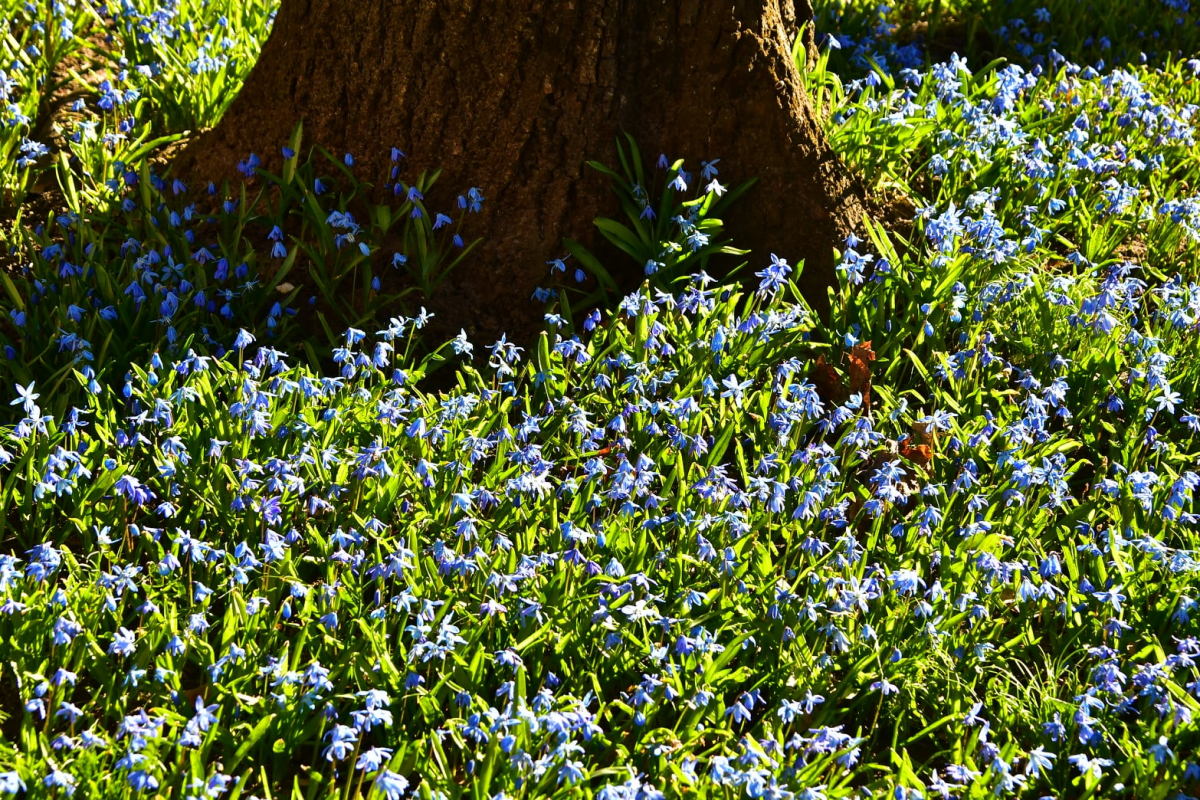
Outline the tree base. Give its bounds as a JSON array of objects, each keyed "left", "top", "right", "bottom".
[{"left": 177, "top": 0, "right": 864, "bottom": 347}]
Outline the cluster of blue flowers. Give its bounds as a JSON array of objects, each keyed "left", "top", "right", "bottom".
[{"left": 2, "top": 0, "right": 1200, "bottom": 798}]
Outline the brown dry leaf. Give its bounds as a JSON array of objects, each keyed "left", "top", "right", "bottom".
[
  {"left": 912, "top": 420, "right": 935, "bottom": 446},
  {"left": 182, "top": 685, "right": 210, "bottom": 706},
  {"left": 846, "top": 342, "right": 876, "bottom": 408},
  {"left": 809, "top": 355, "right": 846, "bottom": 406},
  {"left": 899, "top": 441, "right": 933, "bottom": 471}
]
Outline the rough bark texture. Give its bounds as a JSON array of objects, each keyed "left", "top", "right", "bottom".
[{"left": 181, "top": 0, "right": 863, "bottom": 346}]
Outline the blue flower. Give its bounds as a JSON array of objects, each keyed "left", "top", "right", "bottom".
[
  {"left": 10, "top": 382, "right": 38, "bottom": 413},
  {"left": 755, "top": 254, "right": 791, "bottom": 297},
  {"left": 451, "top": 330, "right": 474, "bottom": 357},
  {"left": 108, "top": 627, "right": 137, "bottom": 657},
  {"left": 374, "top": 771, "right": 409, "bottom": 799},
  {"left": 323, "top": 724, "right": 358, "bottom": 761},
  {"left": 356, "top": 746, "right": 394, "bottom": 772},
  {"left": 232, "top": 329, "right": 256, "bottom": 350},
  {"left": 126, "top": 771, "right": 158, "bottom": 792},
  {"left": 720, "top": 374, "right": 752, "bottom": 405},
  {"left": 0, "top": 771, "right": 25, "bottom": 794}
]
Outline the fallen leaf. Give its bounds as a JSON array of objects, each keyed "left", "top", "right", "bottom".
[
  {"left": 809, "top": 355, "right": 846, "bottom": 406},
  {"left": 912, "top": 420, "right": 934, "bottom": 446},
  {"left": 846, "top": 342, "right": 875, "bottom": 408},
  {"left": 899, "top": 441, "right": 933, "bottom": 470}
]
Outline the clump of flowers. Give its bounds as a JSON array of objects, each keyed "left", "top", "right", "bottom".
[{"left": 2, "top": 0, "right": 1200, "bottom": 798}]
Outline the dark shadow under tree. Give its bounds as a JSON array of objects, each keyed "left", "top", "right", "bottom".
[{"left": 180, "top": 0, "right": 865, "bottom": 345}]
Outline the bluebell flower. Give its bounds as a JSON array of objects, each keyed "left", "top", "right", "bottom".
[
  {"left": 0, "top": 772, "right": 25, "bottom": 794},
  {"left": 451, "top": 330, "right": 474, "bottom": 357},
  {"left": 374, "top": 771, "right": 409, "bottom": 799},
  {"left": 232, "top": 329, "right": 255, "bottom": 350},
  {"left": 42, "top": 769, "right": 75, "bottom": 796},
  {"left": 10, "top": 382, "right": 38, "bottom": 413},
  {"left": 108, "top": 627, "right": 137, "bottom": 657},
  {"left": 720, "top": 374, "right": 752, "bottom": 406}
]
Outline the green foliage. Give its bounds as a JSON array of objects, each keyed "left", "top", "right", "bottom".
[
  {"left": 572, "top": 134, "right": 756, "bottom": 300},
  {"left": 0, "top": 1, "right": 1199, "bottom": 799},
  {"left": 0, "top": 119, "right": 482, "bottom": 419}
]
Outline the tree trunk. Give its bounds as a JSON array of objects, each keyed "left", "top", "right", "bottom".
[{"left": 180, "top": 0, "right": 864, "bottom": 346}]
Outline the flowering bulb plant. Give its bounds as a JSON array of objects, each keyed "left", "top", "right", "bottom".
[{"left": 1, "top": 0, "right": 1200, "bottom": 798}]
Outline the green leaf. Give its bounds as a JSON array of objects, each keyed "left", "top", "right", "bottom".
[
  {"left": 0, "top": 270, "right": 24, "bottom": 312},
  {"left": 283, "top": 121, "right": 303, "bottom": 185},
  {"left": 594, "top": 217, "right": 649, "bottom": 261}
]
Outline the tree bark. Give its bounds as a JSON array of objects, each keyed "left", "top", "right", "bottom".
[{"left": 180, "top": 0, "right": 864, "bottom": 346}]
